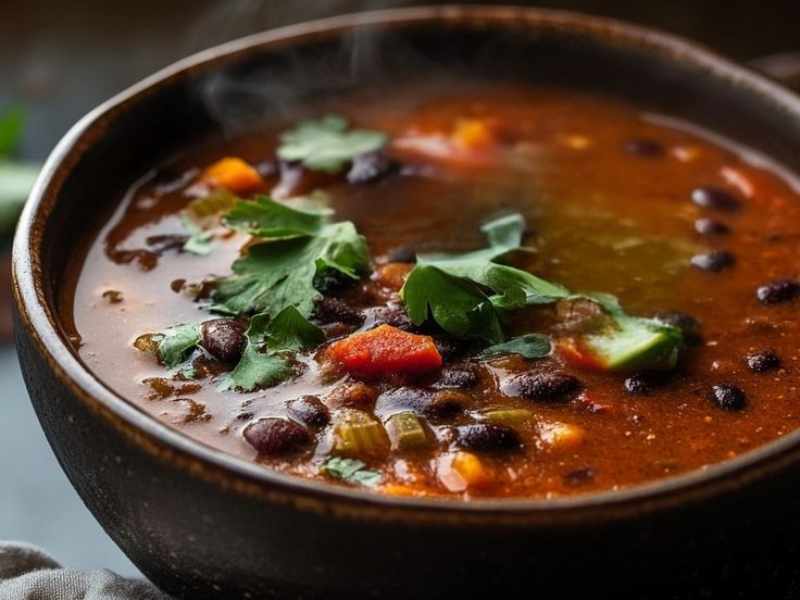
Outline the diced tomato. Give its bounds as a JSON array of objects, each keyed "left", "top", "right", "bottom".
[
  {"left": 201, "top": 157, "right": 263, "bottom": 194},
  {"left": 327, "top": 324, "right": 442, "bottom": 377}
]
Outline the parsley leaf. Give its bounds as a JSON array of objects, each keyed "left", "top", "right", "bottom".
[
  {"left": 0, "top": 106, "right": 39, "bottom": 232},
  {"left": 480, "top": 334, "right": 552, "bottom": 359},
  {"left": 227, "top": 306, "right": 324, "bottom": 391},
  {"left": 320, "top": 457, "right": 382, "bottom": 487},
  {"left": 181, "top": 216, "right": 215, "bottom": 256},
  {"left": 157, "top": 323, "right": 201, "bottom": 368},
  {"left": 213, "top": 196, "right": 369, "bottom": 318},
  {"left": 277, "top": 115, "right": 387, "bottom": 174}
]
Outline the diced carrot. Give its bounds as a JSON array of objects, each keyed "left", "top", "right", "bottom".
[
  {"left": 452, "top": 119, "right": 495, "bottom": 151},
  {"left": 373, "top": 262, "right": 414, "bottom": 290},
  {"left": 201, "top": 157, "right": 263, "bottom": 194},
  {"left": 326, "top": 324, "right": 442, "bottom": 377}
]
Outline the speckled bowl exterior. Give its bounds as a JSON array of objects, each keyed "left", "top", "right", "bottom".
[{"left": 13, "top": 7, "right": 800, "bottom": 598}]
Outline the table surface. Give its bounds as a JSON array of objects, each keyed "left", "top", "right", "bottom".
[{"left": 2, "top": 0, "right": 799, "bottom": 580}]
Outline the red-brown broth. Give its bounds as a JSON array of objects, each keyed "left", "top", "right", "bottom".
[{"left": 61, "top": 83, "right": 800, "bottom": 499}]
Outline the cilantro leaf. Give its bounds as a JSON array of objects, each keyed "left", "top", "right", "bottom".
[
  {"left": 213, "top": 196, "right": 369, "bottom": 318},
  {"left": 181, "top": 216, "right": 215, "bottom": 256},
  {"left": 277, "top": 115, "right": 387, "bottom": 174},
  {"left": 320, "top": 456, "right": 382, "bottom": 487},
  {"left": 157, "top": 323, "right": 201, "bottom": 368},
  {"left": 224, "top": 195, "right": 331, "bottom": 239},
  {"left": 480, "top": 334, "right": 552, "bottom": 359},
  {"left": 227, "top": 307, "right": 324, "bottom": 391}
]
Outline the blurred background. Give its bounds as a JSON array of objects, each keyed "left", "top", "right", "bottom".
[{"left": 1, "top": 0, "right": 799, "bottom": 577}]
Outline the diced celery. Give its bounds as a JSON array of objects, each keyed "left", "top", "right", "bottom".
[
  {"left": 386, "top": 412, "right": 430, "bottom": 451},
  {"left": 481, "top": 408, "right": 535, "bottom": 428},
  {"left": 333, "top": 409, "right": 389, "bottom": 459}
]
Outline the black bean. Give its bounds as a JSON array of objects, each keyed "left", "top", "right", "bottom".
[
  {"left": 564, "top": 468, "right": 596, "bottom": 486},
  {"left": 745, "top": 350, "right": 781, "bottom": 373},
  {"left": 711, "top": 384, "right": 747, "bottom": 411},
  {"left": 433, "top": 336, "right": 469, "bottom": 362},
  {"left": 624, "top": 138, "right": 664, "bottom": 157},
  {"left": 313, "top": 297, "right": 364, "bottom": 326},
  {"left": 287, "top": 395, "right": 330, "bottom": 428},
  {"left": 435, "top": 363, "right": 480, "bottom": 389},
  {"left": 200, "top": 319, "right": 246, "bottom": 364},
  {"left": 511, "top": 372, "right": 582, "bottom": 403},
  {"left": 145, "top": 234, "right": 190, "bottom": 255},
  {"left": 429, "top": 390, "right": 471, "bottom": 419},
  {"left": 347, "top": 150, "right": 396, "bottom": 184},
  {"left": 386, "top": 246, "right": 417, "bottom": 263},
  {"left": 691, "top": 186, "right": 741, "bottom": 212},
  {"left": 756, "top": 279, "right": 800, "bottom": 304},
  {"left": 690, "top": 250, "right": 735, "bottom": 272},
  {"left": 455, "top": 424, "right": 520, "bottom": 452},
  {"left": 694, "top": 218, "right": 730, "bottom": 236},
  {"left": 362, "top": 305, "right": 415, "bottom": 331},
  {"left": 653, "top": 311, "right": 702, "bottom": 345},
  {"left": 243, "top": 418, "right": 311, "bottom": 454},
  {"left": 624, "top": 374, "right": 650, "bottom": 395}
]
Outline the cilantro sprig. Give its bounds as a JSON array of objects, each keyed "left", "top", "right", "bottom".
[
  {"left": 401, "top": 213, "right": 683, "bottom": 371},
  {"left": 213, "top": 196, "right": 369, "bottom": 319},
  {"left": 321, "top": 457, "right": 382, "bottom": 487},
  {"left": 277, "top": 115, "right": 387, "bottom": 174}
]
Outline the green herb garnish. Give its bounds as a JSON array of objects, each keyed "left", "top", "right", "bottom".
[
  {"left": 156, "top": 323, "right": 201, "bottom": 369},
  {"left": 213, "top": 196, "right": 369, "bottom": 319},
  {"left": 225, "top": 306, "right": 324, "bottom": 391},
  {"left": 277, "top": 115, "right": 386, "bottom": 174},
  {"left": 320, "top": 457, "right": 382, "bottom": 487},
  {"left": 181, "top": 216, "right": 215, "bottom": 256},
  {"left": 401, "top": 213, "right": 683, "bottom": 371}
]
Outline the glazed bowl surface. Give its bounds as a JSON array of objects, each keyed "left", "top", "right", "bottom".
[{"left": 13, "top": 6, "right": 800, "bottom": 598}]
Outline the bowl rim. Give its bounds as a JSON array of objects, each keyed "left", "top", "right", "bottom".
[{"left": 13, "top": 4, "right": 800, "bottom": 520}]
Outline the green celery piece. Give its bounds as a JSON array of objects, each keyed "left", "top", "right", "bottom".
[
  {"left": 480, "top": 334, "right": 552, "bottom": 359},
  {"left": 213, "top": 212, "right": 368, "bottom": 318},
  {"left": 277, "top": 115, "right": 387, "bottom": 174},
  {"left": 482, "top": 408, "right": 535, "bottom": 428},
  {"left": 320, "top": 456, "right": 382, "bottom": 488},
  {"left": 333, "top": 409, "right": 390, "bottom": 459},
  {"left": 224, "top": 195, "right": 332, "bottom": 239},
  {"left": 157, "top": 323, "right": 201, "bottom": 368},
  {"left": 0, "top": 161, "right": 39, "bottom": 232},
  {"left": 386, "top": 412, "right": 430, "bottom": 451},
  {"left": 227, "top": 307, "right": 324, "bottom": 391}
]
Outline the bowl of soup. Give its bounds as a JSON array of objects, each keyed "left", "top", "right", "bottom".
[{"left": 13, "top": 6, "right": 800, "bottom": 598}]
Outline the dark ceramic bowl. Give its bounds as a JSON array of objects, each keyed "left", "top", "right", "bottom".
[{"left": 13, "top": 6, "right": 800, "bottom": 598}]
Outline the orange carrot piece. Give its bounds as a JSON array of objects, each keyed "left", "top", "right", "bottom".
[
  {"left": 202, "top": 157, "right": 263, "bottom": 194},
  {"left": 327, "top": 324, "right": 442, "bottom": 377},
  {"left": 452, "top": 119, "right": 495, "bottom": 151},
  {"left": 373, "top": 262, "right": 414, "bottom": 291}
]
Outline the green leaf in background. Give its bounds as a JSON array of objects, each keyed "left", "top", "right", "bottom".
[
  {"left": 0, "top": 106, "right": 25, "bottom": 157},
  {"left": 480, "top": 334, "right": 552, "bottom": 360},
  {"left": 320, "top": 457, "right": 382, "bottom": 487},
  {"left": 277, "top": 115, "right": 387, "bottom": 174}
]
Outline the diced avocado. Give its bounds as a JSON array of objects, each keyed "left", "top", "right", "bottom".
[{"left": 581, "top": 317, "right": 683, "bottom": 372}]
